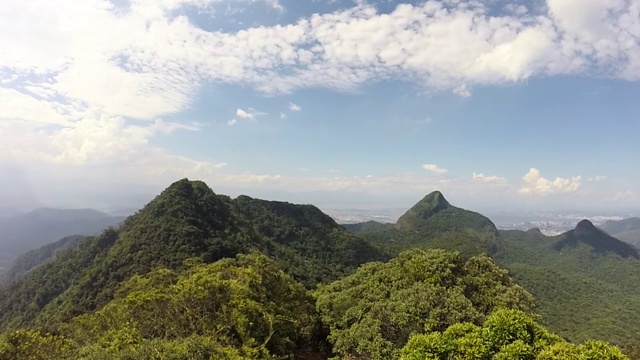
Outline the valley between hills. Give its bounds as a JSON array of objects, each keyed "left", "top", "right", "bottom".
[{"left": 0, "top": 178, "right": 638, "bottom": 359}]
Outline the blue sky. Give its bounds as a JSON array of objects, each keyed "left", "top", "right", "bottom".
[{"left": 1, "top": 0, "right": 639, "bottom": 214}]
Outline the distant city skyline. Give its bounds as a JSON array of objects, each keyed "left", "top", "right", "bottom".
[{"left": 1, "top": 0, "right": 639, "bottom": 213}]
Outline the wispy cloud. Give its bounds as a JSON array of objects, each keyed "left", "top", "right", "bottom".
[
  {"left": 235, "top": 108, "right": 265, "bottom": 123},
  {"left": 472, "top": 172, "right": 507, "bottom": 184},
  {"left": 422, "top": 164, "right": 448, "bottom": 175},
  {"left": 288, "top": 102, "right": 301, "bottom": 111}
]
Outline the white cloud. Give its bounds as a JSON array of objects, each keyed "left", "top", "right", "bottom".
[
  {"left": 235, "top": 108, "right": 265, "bottom": 122},
  {"left": 0, "top": 88, "right": 76, "bottom": 126},
  {"left": 236, "top": 108, "right": 254, "bottom": 120},
  {"left": 0, "top": 0, "right": 639, "bottom": 210},
  {"left": 472, "top": 172, "right": 507, "bottom": 184},
  {"left": 279, "top": 112, "right": 287, "bottom": 119},
  {"left": 151, "top": 119, "right": 202, "bottom": 133},
  {"left": 519, "top": 168, "right": 582, "bottom": 195},
  {"left": 288, "top": 102, "right": 301, "bottom": 111},
  {"left": 1, "top": 0, "right": 639, "bottom": 123},
  {"left": 422, "top": 164, "right": 448, "bottom": 175}
]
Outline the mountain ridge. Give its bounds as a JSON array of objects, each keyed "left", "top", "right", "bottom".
[
  {"left": 0, "top": 179, "right": 386, "bottom": 329},
  {"left": 2, "top": 183, "right": 640, "bottom": 350}
]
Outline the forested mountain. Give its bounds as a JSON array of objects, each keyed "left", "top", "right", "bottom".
[
  {"left": 1, "top": 235, "right": 87, "bottom": 284},
  {"left": 0, "top": 179, "right": 385, "bottom": 330},
  {"left": 495, "top": 221, "right": 640, "bottom": 346},
  {"left": 342, "top": 220, "right": 394, "bottom": 234},
  {"left": 339, "top": 194, "right": 640, "bottom": 350},
  {"left": 601, "top": 217, "right": 640, "bottom": 247},
  {"left": 0, "top": 183, "right": 632, "bottom": 359},
  {"left": 0, "top": 208, "right": 125, "bottom": 272},
  {"left": 315, "top": 249, "right": 535, "bottom": 359},
  {"left": 0, "top": 248, "right": 626, "bottom": 360},
  {"left": 358, "top": 191, "right": 500, "bottom": 257}
]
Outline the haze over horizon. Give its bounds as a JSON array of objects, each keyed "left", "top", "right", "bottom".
[{"left": 1, "top": 0, "right": 639, "bottom": 214}]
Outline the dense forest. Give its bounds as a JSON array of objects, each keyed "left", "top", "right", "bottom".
[{"left": 0, "top": 179, "right": 635, "bottom": 359}]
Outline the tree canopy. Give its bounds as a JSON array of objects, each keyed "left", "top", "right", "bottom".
[
  {"left": 315, "top": 249, "right": 534, "bottom": 359},
  {"left": 401, "top": 309, "right": 628, "bottom": 360}
]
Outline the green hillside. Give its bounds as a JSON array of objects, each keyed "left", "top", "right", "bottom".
[
  {"left": 395, "top": 191, "right": 452, "bottom": 231},
  {"left": 0, "top": 179, "right": 385, "bottom": 330},
  {"left": 495, "top": 222, "right": 640, "bottom": 346},
  {"left": 1, "top": 248, "right": 625, "bottom": 360},
  {"left": 0, "top": 184, "right": 632, "bottom": 359},
  {"left": 345, "top": 193, "right": 640, "bottom": 349},
  {"left": 362, "top": 191, "right": 500, "bottom": 257},
  {"left": 342, "top": 220, "right": 394, "bottom": 235}
]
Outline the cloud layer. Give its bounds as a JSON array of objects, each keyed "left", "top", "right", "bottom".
[{"left": 0, "top": 0, "right": 638, "bottom": 208}]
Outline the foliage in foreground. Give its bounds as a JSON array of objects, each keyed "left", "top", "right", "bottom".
[
  {"left": 315, "top": 249, "right": 535, "bottom": 359},
  {"left": 401, "top": 309, "right": 628, "bottom": 360},
  {"left": 0, "top": 252, "right": 322, "bottom": 360},
  {"left": 0, "top": 247, "right": 631, "bottom": 360}
]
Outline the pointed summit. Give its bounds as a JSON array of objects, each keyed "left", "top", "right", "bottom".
[
  {"left": 387, "top": 191, "right": 499, "bottom": 256},
  {"left": 555, "top": 219, "right": 639, "bottom": 259},
  {"left": 574, "top": 219, "right": 599, "bottom": 237},
  {"left": 395, "top": 191, "right": 450, "bottom": 230}
]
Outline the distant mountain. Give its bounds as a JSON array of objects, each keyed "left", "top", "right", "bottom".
[
  {"left": 1, "top": 235, "right": 87, "bottom": 284},
  {"left": 496, "top": 220, "right": 640, "bottom": 345},
  {"left": 0, "top": 209, "right": 125, "bottom": 273},
  {"left": 0, "top": 208, "right": 125, "bottom": 256},
  {"left": 395, "top": 191, "right": 451, "bottom": 230},
  {"left": 361, "top": 191, "right": 500, "bottom": 257},
  {"left": 0, "top": 179, "right": 386, "bottom": 329},
  {"left": 555, "top": 220, "right": 639, "bottom": 258},
  {"left": 601, "top": 217, "right": 640, "bottom": 247}
]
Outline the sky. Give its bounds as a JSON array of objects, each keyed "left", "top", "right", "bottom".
[{"left": 1, "top": 0, "right": 639, "bottom": 215}]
